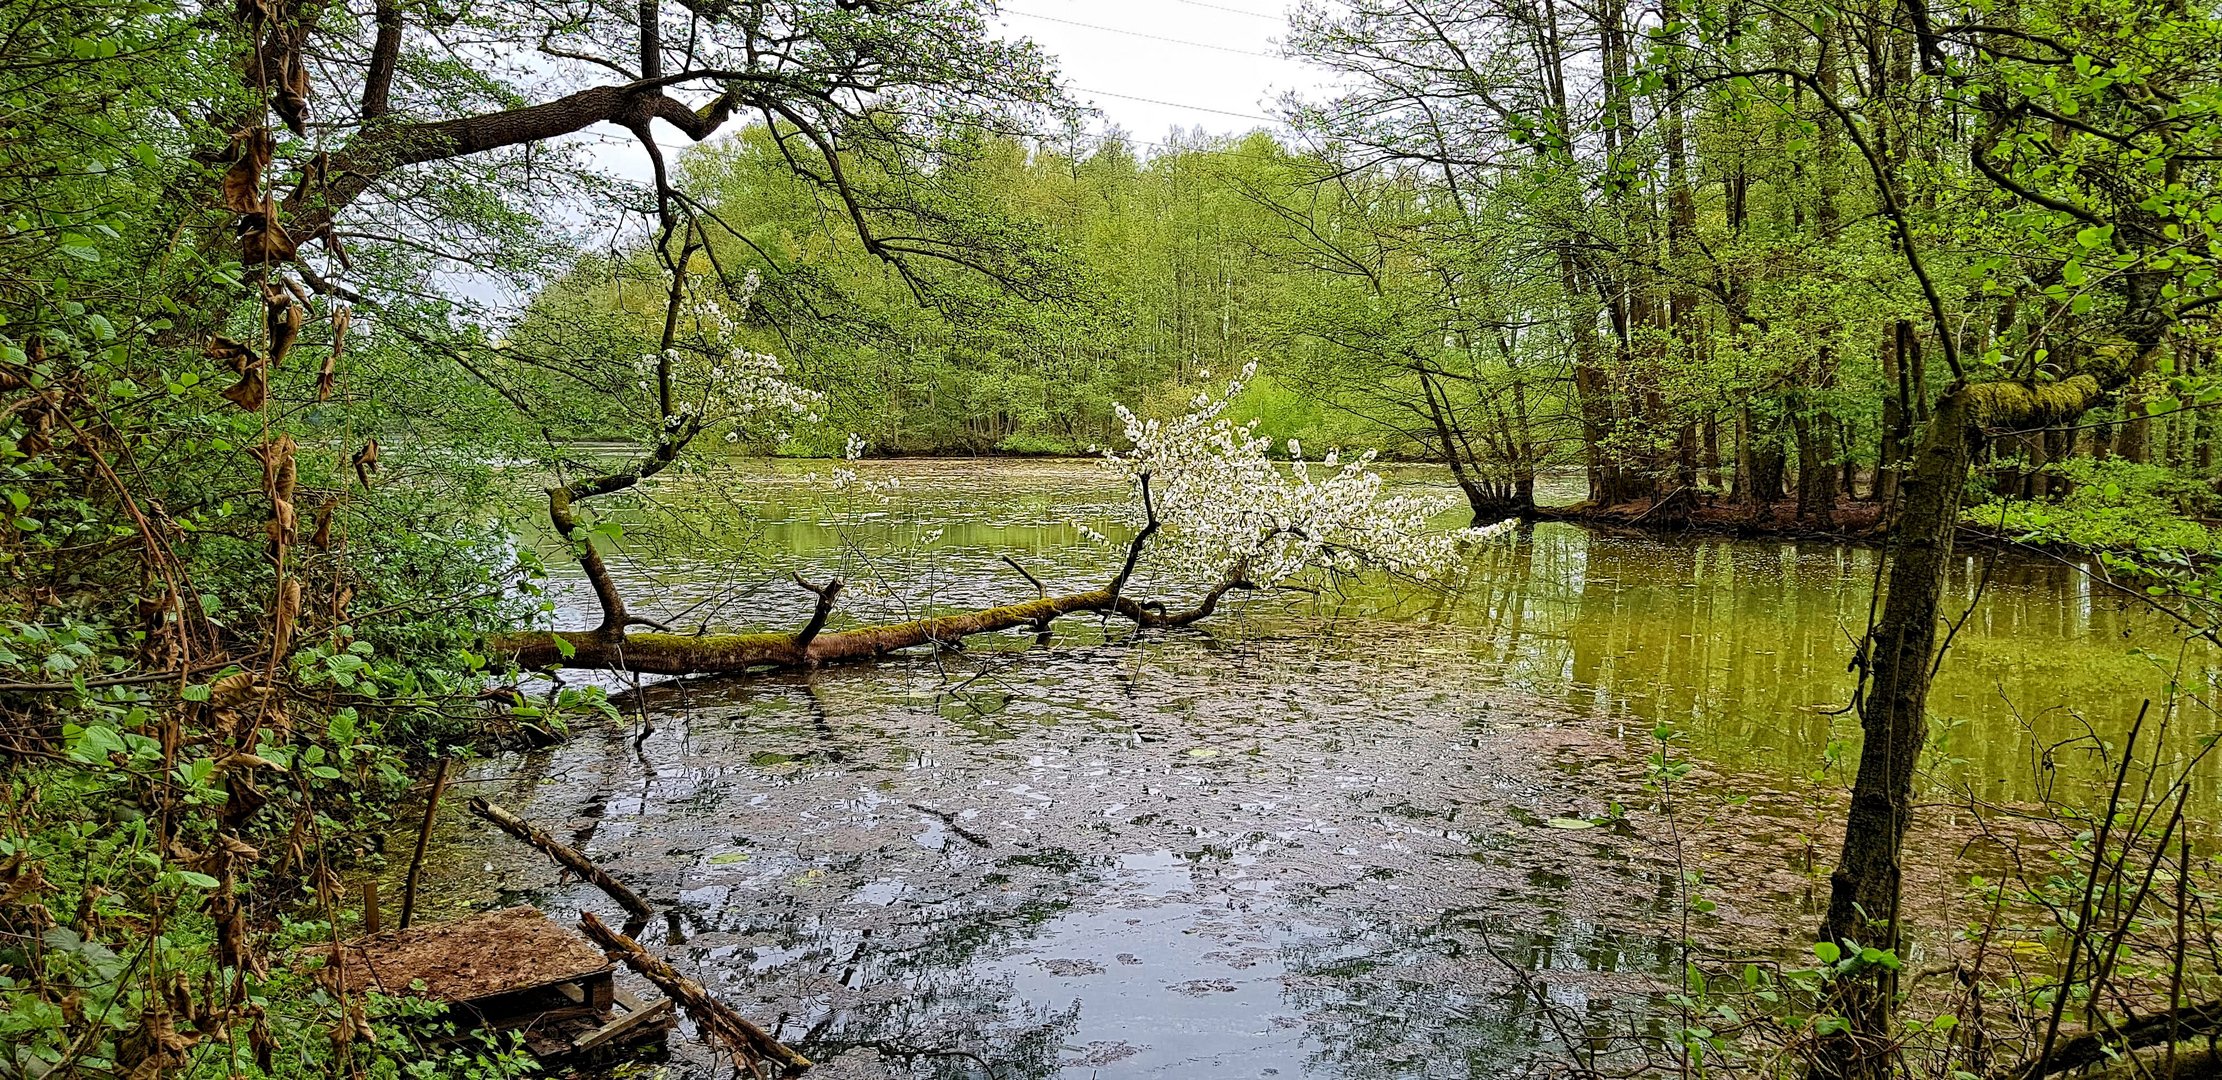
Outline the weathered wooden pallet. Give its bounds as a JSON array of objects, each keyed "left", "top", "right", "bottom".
[{"left": 314, "top": 905, "right": 675, "bottom": 1063}]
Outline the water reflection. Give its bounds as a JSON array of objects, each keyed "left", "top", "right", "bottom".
[
  {"left": 439, "top": 457, "right": 2222, "bottom": 1077},
  {"left": 1433, "top": 522, "right": 2219, "bottom": 810}
]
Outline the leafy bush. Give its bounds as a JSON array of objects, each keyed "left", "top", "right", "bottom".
[{"left": 1964, "top": 456, "right": 2220, "bottom": 557}]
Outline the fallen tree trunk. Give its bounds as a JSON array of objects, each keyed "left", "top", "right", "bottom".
[
  {"left": 2001, "top": 1000, "right": 2222, "bottom": 1080},
  {"left": 580, "top": 912, "right": 811, "bottom": 1077},
  {"left": 488, "top": 575, "right": 1247, "bottom": 678},
  {"left": 468, "top": 797, "right": 653, "bottom": 917}
]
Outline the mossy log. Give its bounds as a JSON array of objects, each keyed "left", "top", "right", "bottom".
[{"left": 486, "top": 580, "right": 1240, "bottom": 677}]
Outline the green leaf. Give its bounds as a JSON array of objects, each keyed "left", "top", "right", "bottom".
[
  {"left": 163, "top": 870, "right": 221, "bottom": 890},
  {"left": 66, "top": 723, "right": 126, "bottom": 764},
  {"left": 1544, "top": 817, "right": 1597, "bottom": 830},
  {"left": 56, "top": 234, "right": 100, "bottom": 262},
  {"left": 551, "top": 635, "right": 576, "bottom": 659},
  {"left": 1813, "top": 941, "right": 1843, "bottom": 964}
]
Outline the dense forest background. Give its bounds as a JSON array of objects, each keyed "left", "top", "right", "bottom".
[{"left": 513, "top": 21, "right": 2222, "bottom": 550}]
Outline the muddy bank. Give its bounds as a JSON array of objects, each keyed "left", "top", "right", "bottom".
[{"left": 1534, "top": 496, "right": 1886, "bottom": 540}]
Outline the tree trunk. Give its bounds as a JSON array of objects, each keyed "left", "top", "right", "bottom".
[
  {"left": 1876, "top": 322, "right": 1913, "bottom": 505},
  {"left": 1702, "top": 413, "right": 1725, "bottom": 490},
  {"left": 1793, "top": 398, "right": 1840, "bottom": 526},
  {"left": 491, "top": 580, "right": 1245, "bottom": 678},
  {"left": 1816, "top": 372, "right": 2111, "bottom": 1080}
]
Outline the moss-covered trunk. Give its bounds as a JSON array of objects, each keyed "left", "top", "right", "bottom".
[
  {"left": 1815, "top": 373, "right": 2108, "bottom": 1080},
  {"left": 489, "top": 577, "right": 1245, "bottom": 678}
]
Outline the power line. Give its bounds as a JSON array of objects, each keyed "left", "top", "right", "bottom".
[
  {"left": 1002, "top": 8, "right": 1278, "bottom": 57},
  {"left": 1073, "top": 86, "right": 1280, "bottom": 123},
  {"left": 1169, "top": 0, "right": 1283, "bottom": 19}
]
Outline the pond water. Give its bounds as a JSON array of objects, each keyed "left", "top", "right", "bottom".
[{"left": 406, "top": 458, "right": 2219, "bottom": 1078}]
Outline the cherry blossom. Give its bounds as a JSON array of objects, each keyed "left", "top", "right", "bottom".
[{"left": 1100, "top": 362, "right": 1514, "bottom": 592}]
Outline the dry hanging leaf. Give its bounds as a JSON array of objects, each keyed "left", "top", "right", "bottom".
[
  {"left": 249, "top": 1013, "right": 276, "bottom": 1076},
  {"left": 262, "top": 283, "right": 302, "bottom": 368},
  {"left": 238, "top": 205, "right": 296, "bottom": 264},
  {"left": 221, "top": 128, "right": 272, "bottom": 214},
  {"left": 270, "top": 576, "right": 301, "bottom": 660},
  {"left": 266, "top": 500, "right": 297, "bottom": 556},
  {"left": 15, "top": 400, "right": 51, "bottom": 456},
  {"left": 256, "top": 435, "right": 297, "bottom": 500},
  {"left": 254, "top": 436, "right": 298, "bottom": 558},
  {"left": 273, "top": 34, "right": 310, "bottom": 135},
  {"left": 351, "top": 439, "right": 379, "bottom": 488},
  {"left": 310, "top": 500, "right": 334, "bottom": 549},
  {"left": 204, "top": 335, "right": 259, "bottom": 373},
  {"left": 318, "top": 307, "right": 348, "bottom": 401},
  {"left": 296, "top": 152, "right": 329, "bottom": 200},
  {"left": 319, "top": 228, "right": 352, "bottom": 270},
  {"left": 221, "top": 366, "right": 268, "bottom": 411}
]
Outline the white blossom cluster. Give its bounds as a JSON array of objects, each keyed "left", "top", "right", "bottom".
[
  {"left": 1101, "top": 362, "right": 1511, "bottom": 589},
  {"left": 640, "top": 273, "right": 824, "bottom": 444},
  {"left": 818, "top": 433, "right": 901, "bottom": 495}
]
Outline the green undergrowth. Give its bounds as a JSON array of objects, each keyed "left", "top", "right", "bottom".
[{"left": 1965, "top": 457, "right": 2221, "bottom": 561}]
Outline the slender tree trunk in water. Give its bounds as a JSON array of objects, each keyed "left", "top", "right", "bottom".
[
  {"left": 1702, "top": 413, "right": 1724, "bottom": 490},
  {"left": 1839, "top": 423, "right": 1859, "bottom": 501},
  {"left": 1734, "top": 407, "right": 1756, "bottom": 502},
  {"left": 1420, "top": 371, "right": 1519, "bottom": 521},
  {"left": 1816, "top": 390, "right": 1973, "bottom": 1078},
  {"left": 1743, "top": 407, "right": 1787, "bottom": 517},
  {"left": 1817, "top": 370, "right": 2115, "bottom": 1080},
  {"left": 1793, "top": 396, "right": 1840, "bottom": 526},
  {"left": 2045, "top": 427, "right": 2073, "bottom": 498},
  {"left": 2120, "top": 348, "right": 2155, "bottom": 462},
  {"left": 2011, "top": 430, "right": 2043, "bottom": 499},
  {"left": 2199, "top": 358, "right": 2216, "bottom": 469},
  {"left": 1877, "top": 322, "right": 1912, "bottom": 506}
]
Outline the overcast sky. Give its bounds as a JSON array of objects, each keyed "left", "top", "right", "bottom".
[
  {"left": 527, "top": 2, "right": 1323, "bottom": 304},
  {"left": 580, "top": 0, "right": 1321, "bottom": 188},
  {"left": 993, "top": 0, "right": 1315, "bottom": 144}
]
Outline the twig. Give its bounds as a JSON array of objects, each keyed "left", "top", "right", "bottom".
[
  {"left": 399, "top": 757, "right": 451, "bottom": 929},
  {"left": 579, "top": 912, "right": 811, "bottom": 1075},
  {"left": 467, "top": 797, "right": 652, "bottom": 917},
  {"left": 791, "top": 573, "right": 844, "bottom": 649}
]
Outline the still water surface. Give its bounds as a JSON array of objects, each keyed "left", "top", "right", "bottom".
[{"left": 412, "top": 458, "right": 2217, "bottom": 1078}]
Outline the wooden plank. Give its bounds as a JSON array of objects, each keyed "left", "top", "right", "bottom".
[{"left": 573, "top": 992, "right": 675, "bottom": 1053}]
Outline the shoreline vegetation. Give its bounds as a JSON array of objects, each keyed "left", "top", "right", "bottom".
[{"left": 604, "top": 446, "right": 2222, "bottom": 562}]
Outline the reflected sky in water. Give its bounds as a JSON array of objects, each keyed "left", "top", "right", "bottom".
[{"left": 431, "top": 457, "right": 2216, "bottom": 1077}]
